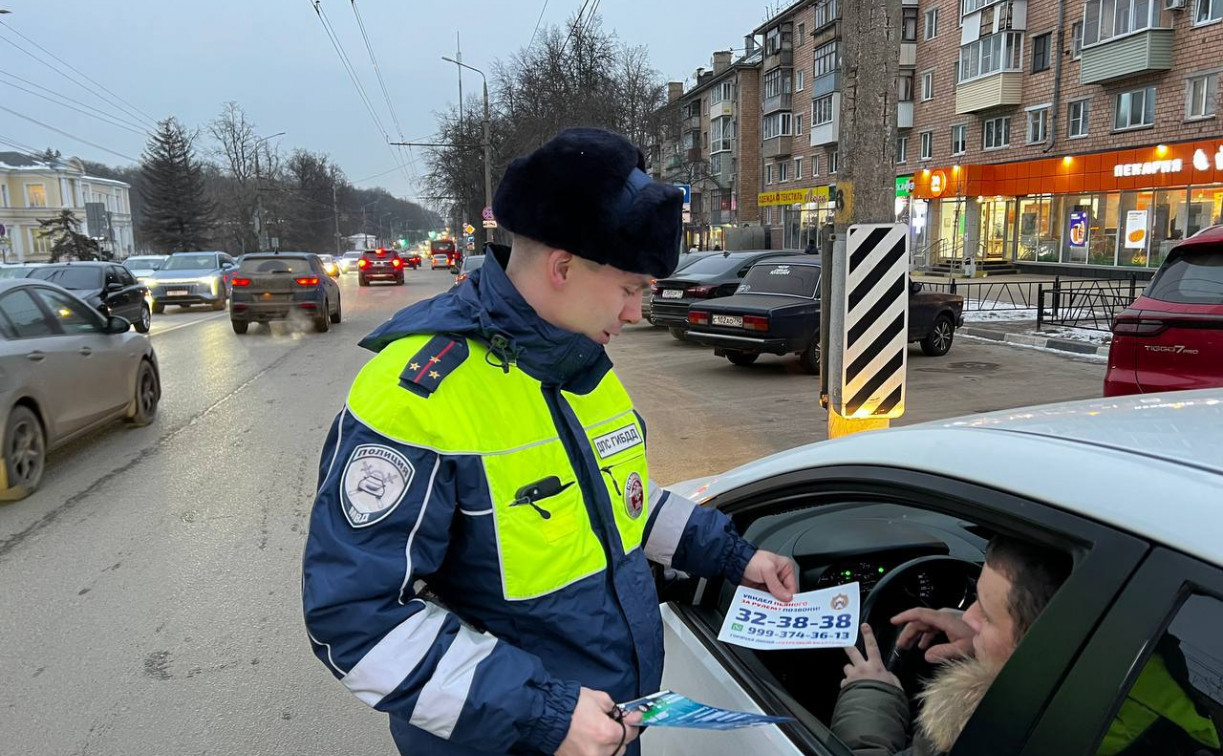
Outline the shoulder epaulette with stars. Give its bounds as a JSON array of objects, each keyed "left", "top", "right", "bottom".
[{"left": 398, "top": 335, "right": 470, "bottom": 397}]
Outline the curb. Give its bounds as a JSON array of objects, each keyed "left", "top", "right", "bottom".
[{"left": 960, "top": 325, "right": 1110, "bottom": 357}]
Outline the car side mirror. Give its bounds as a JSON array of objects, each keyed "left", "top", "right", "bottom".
[
  {"left": 910, "top": 280, "right": 923, "bottom": 295},
  {"left": 106, "top": 282, "right": 123, "bottom": 292},
  {"left": 105, "top": 315, "right": 131, "bottom": 334}
]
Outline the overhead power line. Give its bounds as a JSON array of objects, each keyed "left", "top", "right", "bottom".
[
  {"left": 0, "top": 21, "right": 158, "bottom": 129},
  {"left": 0, "top": 73, "right": 148, "bottom": 136},
  {"left": 560, "top": 0, "right": 595, "bottom": 56},
  {"left": 528, "top": 0, "right": 550, "bottom": 49},
  {"left": 348, "top": 0, "right": 417, "bottom": 176},
  {"left": 0, "top": 103, "right": 140, "bottom": 162}
]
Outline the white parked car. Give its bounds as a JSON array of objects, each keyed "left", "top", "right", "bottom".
[{"left": 649, "top": 390, "right": 1223, "bottom": 756}]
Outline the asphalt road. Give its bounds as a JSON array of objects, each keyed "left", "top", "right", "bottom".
[{"left": 0, "top": 267, "right": 1105, "bottom": 755}]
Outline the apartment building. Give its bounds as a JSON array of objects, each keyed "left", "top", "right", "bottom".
[{"left": 910, "top": 0, "right": 1223, "bottom": 274}]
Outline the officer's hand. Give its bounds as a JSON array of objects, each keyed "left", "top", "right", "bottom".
[
  {"left": 555, "top": 687, "right": 641, "bottom": 756},
  {"left": 891, "top": 607, "right": 974, "bottom": 664},
  {"left": 741, "top": 550, "right": 797, "bottom": 602}
]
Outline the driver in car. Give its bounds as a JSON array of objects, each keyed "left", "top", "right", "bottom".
[{"left": 829, "top": 536, "right": 1071, "bottom": 756}]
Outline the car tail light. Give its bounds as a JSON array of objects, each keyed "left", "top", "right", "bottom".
[
  {"left": 295, "top": 277, "right": 320, "bottom": 286},
  {"left": 1112, "top": 316, "right": 1167, "bottom": 337},
  {"left": 744, "top": 315, "right": 769, "bottom": 332},
  {"left": 377, "top": 248, "right": 387, "bottom": 256},
  {"left": 358, "top": 258, "right": 369, "bottom": 269},
  {"left": 688, "top": 311, "right": 709, "bottom": 326},
  {"left": 231, "top": 277, "right": 251, "bottom": 287},
  {"left": 391, "top": 258, "right": 403, "bottom": 269},
  {"left": 686, "top": 285, "right": 716, "bottom": 298}
]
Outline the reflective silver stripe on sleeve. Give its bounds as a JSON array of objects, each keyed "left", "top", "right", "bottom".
[
  {"left": 410, "top": 629, "right": 498, "bottom": 739},
  {"left": 342, "top": 600, "right": 448, "bottom": 707},
  {"left": 643, "top": 485, "right": 696, "bottom": 568}
]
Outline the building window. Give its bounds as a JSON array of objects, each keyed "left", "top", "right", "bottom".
[
  {"left": 31, "top": 229, "right": 53, "bottom": 256},
  {"left": 1068, "top": 98, "right": 1090, "bottom": 137},
  {"left": 778, "top": 160, "right": 790, "bottom": 182},
  {"left": 713, "top": 81, "right": 733, "bottom": 104},
  {"left": 1186, "top": 74, "right": 1218, "bottom": 120},
  {"left": 794, "top": 157, "right": 803, "bottom": 180},
  {"left": 798, "top": 22, "right": 806, "bottom": 38},
  {"left": 796, "top": 113, "right": 804, "bottom": 135},
  {"left": 1196, "top": 0, "right": 1223, "bottom": 24},
  {"left": 814, "top": 94, "right": 835, "bottom": 125},
  {"left": 1072, "top": 21, "right": 1084, "bottom": 59},
  {"left": 811, "top": 155, "right": 820, "bottom": 176},
  {"left": 766, "top": 164, "right": 774, "bottom": 184},
  {"left": 815, "top": 0, "right": 839, "bottom": 27},
  {"left": 1032, "top": 32, "right": 1052, "bottom": 72},
  {"left": 764, "top": 68, "right": 793, "bottom": 99},
  {"left": 951, "top": 124, "right": 967, "bottom": 155},
  {"left": 709, "top": 153, "right": 725, "bottom": 176},
  {"left": 921, "top": 70, "right": 934, "bottom": 101},
  {"left": 920, "top": 131, "right": 934, "bottom": 160},
  {"left": 961, "top": 0, "right": 992, "bottom": 14},
  {"left": 815, "top": 41, "right": 839, "bottom": 77},
  {"left": 711, "top": 116, "right": 734, "bottom": 152},
  {"left": 796, "top": 70, "right": 805, "bottom": 92},
  {"left": 983, "top": 116, "right": 1011, "bottom": 149},
  {"left": 1026, "top": 107, "right": 1049, "bottom": 144},
  {"left": 25, "top": 183, "right": 47, "bottom": 208},
  {"left": 898, "top": 72, "right": 914, "bottom": 102},
  {"left": 897, "top": 135, "right": 909, "bottom": 164},
  {"left": 828, "top": 150, "right": 838, "bottom": 174},
  {"left": 763, "top": 112, "right": 793, "bottom": 139},
  {"left": 1, "top": 184, "right": 8, "bottom": 208},
  {"left": 924, "top": 7, "right": 940, "bottom": 40},
  {"left": 958, "top": 32, "right": 1023, "bottom": 83},
  {"left": 1083, "top": 0, "right": 1161, "bottom": 47},
  {"left": 902, "top": 7, "right": 918, "bottom": 41},
  {"left": 1115, "top": 86, "right": 1155, "bottom": 130}
]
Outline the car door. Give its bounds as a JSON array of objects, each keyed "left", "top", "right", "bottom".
[
  {"left": 29, "top": 287, "right": 133, "bottom": 422},
  {"left": 106, "top": 265, "right": 141, "bottom": 322},
  {"left": 1022, "top": 549, "right": 1223, "bottom": 756},
  {"left": 0, "top": 288, "right": 92, "bottom": 440},
  {"left": 653, "top": 466, "right": 1146, "bottom": 756}
]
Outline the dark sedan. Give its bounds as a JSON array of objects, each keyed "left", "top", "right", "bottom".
[
  {"left": 229, "top": 253, "right": 341, "bottom": 334},
  {"left": 650, "top": 250, "right": 803, "bottom": 340},
  {"left": 27, "top": 262, "right": 151, "bottom": 333},
  {"left": 685, "top": 258, "right": 964, "bottom": 372}
]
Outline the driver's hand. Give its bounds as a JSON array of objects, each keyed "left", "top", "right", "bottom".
[
  {"left": 841, "top": 624, "right": 902, "bottom": 690},
  {"left": 891, "top": 607, "right": 974, "bottom": 664}
]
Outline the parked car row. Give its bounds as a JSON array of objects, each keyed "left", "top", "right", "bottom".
[{"left": 647, "top": 250, "right": 964, "bottom": 373}]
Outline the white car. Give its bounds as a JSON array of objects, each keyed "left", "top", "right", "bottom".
[
  {"left": 648, "top": 390, "right": 1223, "bottom": 756},
  {"left": 338, "top": 251, "right": 363, "bottom": 274}
]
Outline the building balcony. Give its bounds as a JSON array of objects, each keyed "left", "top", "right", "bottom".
[
  {"left": 764, "top": 48, "right": 793, "bottom": 70},
  {"left": 900, "top": 42, "right": 916, "bottom": 68},
  {"left": 955, "top": 71, "right": 1023, "bottom": 114},
  {"left": 687, "top": 147, "right": 703, "bottom": 163},
  {"left": 683, "top": 113, "right": 701, "bottom": 131},
  {"left": 763, "top": 92, "right": 793, "bottom": 115},
  {"left": 1080, "top": 28, "right": 1174, "bottom": 85},
  {"left": 810, "top": 118, "right": 839, "bottom": 147},
  {"left": 710, "top": 100, "right": 734, "bottom": 119},
  {"left": 898, "top": 101, "right": 913, "bottom": 129},
  {"left": 812, "top": 70, "right": 841, "bottom": 99},
  {"left": 762, "top": 135, "right": 793, "bottom": 158}
]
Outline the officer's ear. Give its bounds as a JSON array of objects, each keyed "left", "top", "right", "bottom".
[{"left": 545, "top": 249, "right": 578, "bottom": 288}]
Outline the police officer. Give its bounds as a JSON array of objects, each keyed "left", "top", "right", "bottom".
[{"left": 302, "top": 128, "right": 796, "bottom": 756}]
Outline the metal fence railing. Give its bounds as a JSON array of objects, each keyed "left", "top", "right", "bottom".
[
  {"left": 1037, "top": 276, "right": 1142, "bottom": 332},
  {"left": 921, "top": 277, "right": 1043, "bottom": 312}
]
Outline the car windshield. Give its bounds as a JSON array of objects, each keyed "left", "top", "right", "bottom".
[
  {"left": 163, "top": 254, "right": 217, "bottom": 271},
  {"left": 1146, "top": 249, "right": 1223, "bottom": 305},
  {"left": 674, "top": 254, "right": 753, "bottom": 277},
  {"left": 28, "top": 266, "right": 104, "bottom": 289},
  {"left": 124, "top": 257, "right": 165, "bottom": 270},
  {"left": 240, "top": 257, "right": 314, "bottom": 275},
  {"left": 738, "top": 263, "right": 820, "bottom": 297},
  {"left": 461, "top": 255, "right": 486, "bottom": 274},
  {"left": 0, "top": 267, "right": 33, "bottom": 279},
  {"left": 344, "top": 252, "right": 362, "bottom": 259}
]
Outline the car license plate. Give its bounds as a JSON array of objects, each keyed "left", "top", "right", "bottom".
[
  {"left": 661, "top": 289, "right": 683, "bottom": 299},
  {"left": 166, "top": 288, "right": 188, "bottom": 297},
  {"left": 712, "top": 314, "right": 743, "bottom": 327}
]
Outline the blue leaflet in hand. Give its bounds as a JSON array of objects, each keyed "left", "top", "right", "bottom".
[{"left": 617, "top": 691, "right": 793, "bottom": 730}]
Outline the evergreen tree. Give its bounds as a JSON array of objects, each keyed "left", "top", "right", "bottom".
[
  {"left": 139, "top": 118, "right": 215, "bottom": 252},
  {"left": 37, "top": 210, "right": 105, "bottom": 262}
]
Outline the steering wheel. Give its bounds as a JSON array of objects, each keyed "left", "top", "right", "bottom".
[{"left": 857, "top": 555, "right": 980, "bottom": 693}]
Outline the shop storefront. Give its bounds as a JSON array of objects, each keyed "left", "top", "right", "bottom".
[
  {"left": 758, "top": 186, "right": 835, "bottom": 248},
  {"left": 911, "top": 139, "right": 1223, "bottom": 273}
]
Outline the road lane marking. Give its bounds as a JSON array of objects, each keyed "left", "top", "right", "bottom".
[{"left": 151, "top": 312, "right": 228, "bottom": 337}]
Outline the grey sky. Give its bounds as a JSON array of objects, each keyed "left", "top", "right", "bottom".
[{"left": 1, "top": 0, "right": 767, "bottom": 204}]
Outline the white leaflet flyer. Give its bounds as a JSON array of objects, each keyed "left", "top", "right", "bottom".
[{"left": 717, "top": 583, "right": 861, "bottom": 650}]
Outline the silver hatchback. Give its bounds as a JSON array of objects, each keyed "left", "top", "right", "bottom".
[{"left": 0, "top": 279, "right": 160, "bottom": 500}]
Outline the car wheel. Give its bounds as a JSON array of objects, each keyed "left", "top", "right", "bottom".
[
  {"left": 921, "top": 315, "right": 955, "bottom": 357},
  {"left": 126, "top": 359, "right": 160, "bottom": 427},
  {"left": 151, "top": 302, "right": 165, "bottom": 315},
  {"left": 2, "top": 406, "right": 46, "bottom": 500},
  {"left": 396, "top": 277, "right": 404, "bottom": 286},
  {"left": 358, "top": 276, "right": 369, "bottom": 287},
  {"left": 314, "top": 302, "right": 330, "bottom": 333},
  {"left": 668, "top": 327, "right": 687, "bottom": 341},
  {"left": 726, "top": 352, "right": 759, "bottom": 367},
  {"left": 211, "top": 296, "right": 227, "bottom": 311},
  {"left": 135, "top": 304, "right": 152, "bottom": 334},
  {"left": 799, "top": 340, "right": 821, "bottom": 374},
  {"left": 231, "top": 319, "right": 248, "bottom": 334},
  {"left": 330, "top": 297, "right": 342, "bottom": 324}
]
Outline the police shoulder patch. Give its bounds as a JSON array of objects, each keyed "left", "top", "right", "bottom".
[
  {"left": 340, "top": 444, "right": 415, "bottom": 528},
  {"left": 398, "top": 335, "right": 470, "bottom": 397}
]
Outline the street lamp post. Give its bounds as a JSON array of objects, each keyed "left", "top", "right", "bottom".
[
  {"left": 252, "top": 131, "right": 285, "bottom": 251},
  {"left": 442, "top": 55, "right": 493, "bottom": 246}
]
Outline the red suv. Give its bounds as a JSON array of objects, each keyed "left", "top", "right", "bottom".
[{"left": 1104, "top": 226, "right": 1223, "bottom": 396}]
